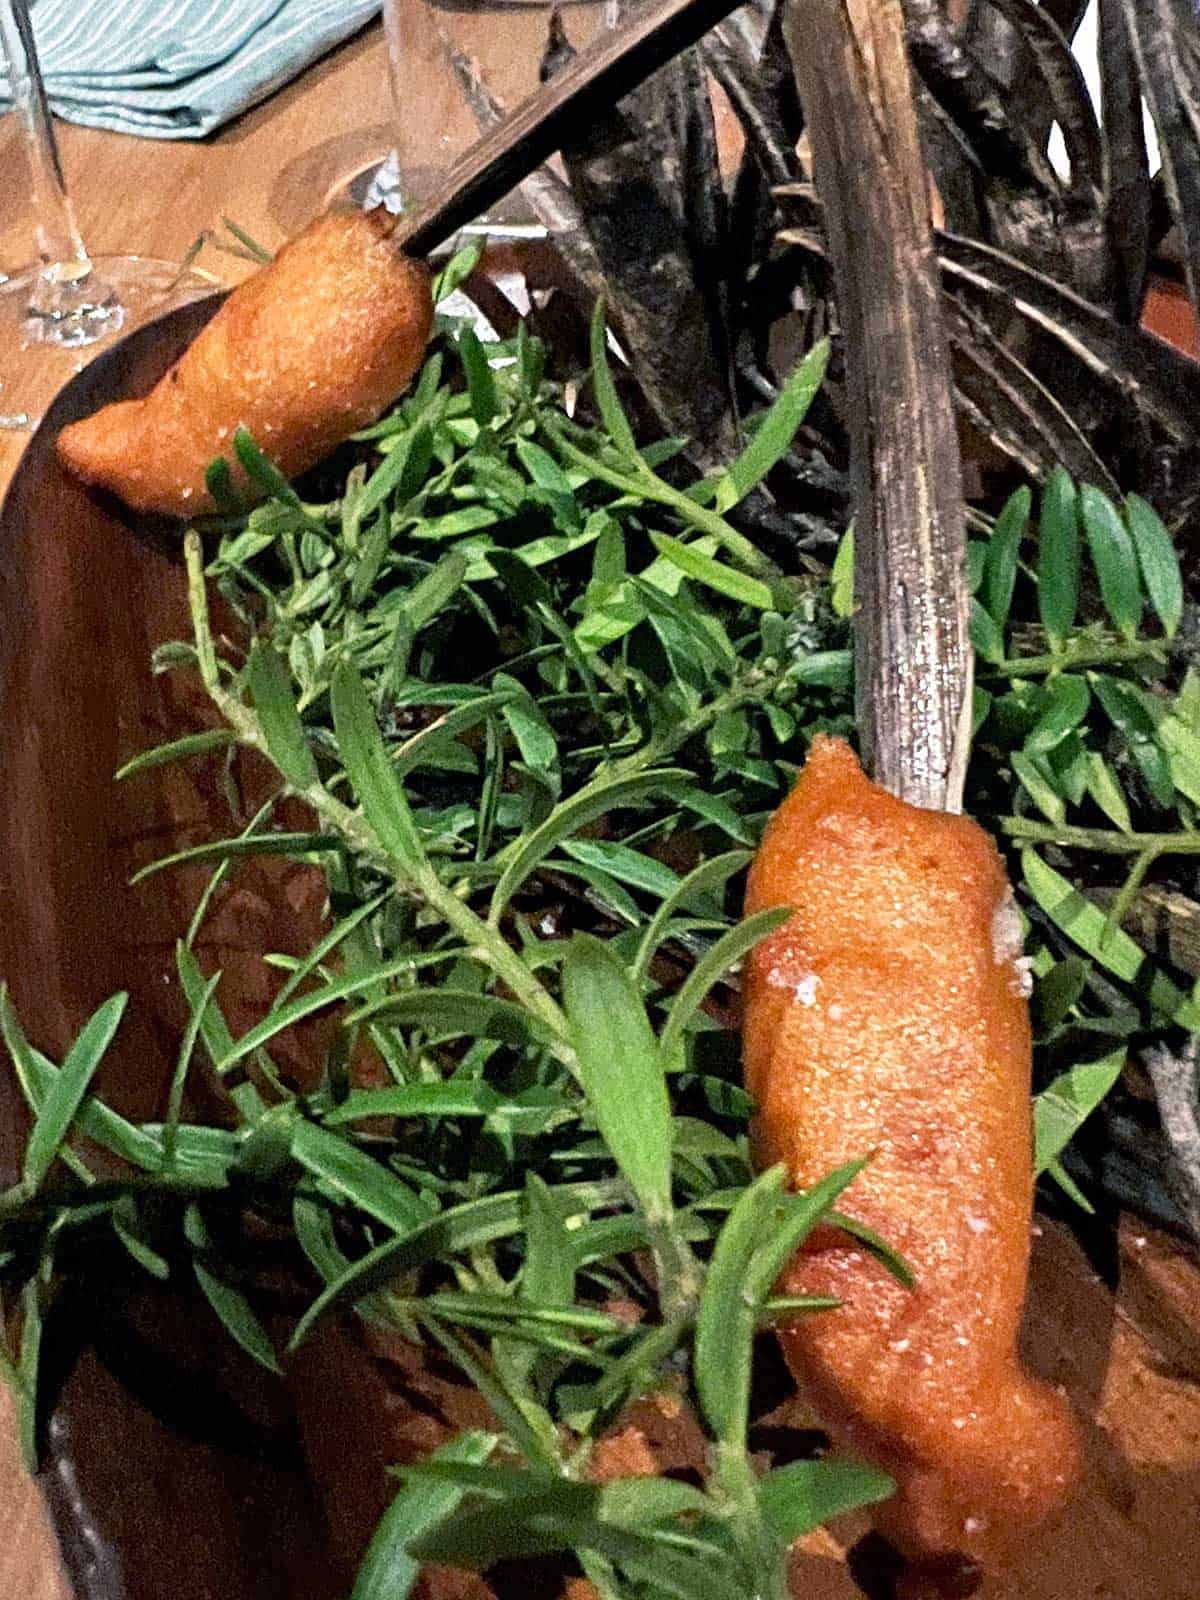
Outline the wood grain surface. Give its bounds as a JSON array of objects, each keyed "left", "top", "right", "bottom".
[{"left": 0, "top": 18, "right": 1197, "bottom": 1600}]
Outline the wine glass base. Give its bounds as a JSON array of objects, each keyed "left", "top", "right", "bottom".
[{"left": 0, "top": 255, "right": 217, "bottom": 432}]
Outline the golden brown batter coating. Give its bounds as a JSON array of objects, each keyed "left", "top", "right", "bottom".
[
  {"left": 57, "top": 209, "right": 433, "bottom": 517},
  {"left": 743, "top": 735, "right": 1079, "bottom": 1577}
]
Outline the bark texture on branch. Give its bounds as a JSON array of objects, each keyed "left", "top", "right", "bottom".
[{"left": 784, "top": 0, "right": 971, "bottom": 812}]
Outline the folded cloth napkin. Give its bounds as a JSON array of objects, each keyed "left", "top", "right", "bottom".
[{"left": 0, "top": 0, "right": 380, "bottom": 140}]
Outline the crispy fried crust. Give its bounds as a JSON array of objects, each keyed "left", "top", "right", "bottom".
[
  {"left": 743, "top": 735, "right": 1079, "bottom": 1573},
  {"left": 57, "top": 210, "right": 432, "bottom": 517}
]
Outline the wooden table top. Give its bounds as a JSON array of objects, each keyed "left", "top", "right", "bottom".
[{"left": 1, "top": 21, "right": 1198, "bottom": 1600}]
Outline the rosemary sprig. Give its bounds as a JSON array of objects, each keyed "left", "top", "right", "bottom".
[{"left": 3, "top": 271, "right": 1198, "bottom": 1593}]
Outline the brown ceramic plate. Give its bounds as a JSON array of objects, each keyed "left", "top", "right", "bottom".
[{"left": 0, "top": 299, "right": 355, "bottom": 1600}]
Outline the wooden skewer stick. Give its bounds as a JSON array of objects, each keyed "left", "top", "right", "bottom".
[
  {"left": 784, "top": 0, "right": 972, "bottom": 813},
  {"left": 388, "top": 0, "right": 747, "bottom": 258}
]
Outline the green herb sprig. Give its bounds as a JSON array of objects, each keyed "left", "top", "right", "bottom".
[{"left": 2, "top": 264, "right": 1197, "bottom": 1593}]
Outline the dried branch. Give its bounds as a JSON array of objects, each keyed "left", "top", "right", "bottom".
[
  {"left": 552, "top": 17, "right": 740, "bottom": 466},
  {"left": 785, "top": 0, "right": 972, "bottom": 811},
  {"left": 1144, "top": 1040, "right": 1200, "bottom": 1244},
  {"left": 443, "top": 38, "right": 610, "bottom": 307},
  {"left": 1120, "top": 0, "right": 1200, "bottom": 318},
  {"left": 1099, "top": 0, "right": 1153, "bottom": 322}
]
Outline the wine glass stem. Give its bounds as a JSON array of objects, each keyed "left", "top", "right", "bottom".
[{"left": 0, "top": 0, "right": 93, "bottom": 294}]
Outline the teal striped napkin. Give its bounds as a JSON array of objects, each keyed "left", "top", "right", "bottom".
[{"left": 0, "top": 0, "right": 380, "bottom": 140}]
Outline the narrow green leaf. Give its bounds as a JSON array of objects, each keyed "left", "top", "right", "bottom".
[
  {"left": 1038, "top": 467, "right": 1080, "bottom": 646},
  {"left": 830, "top": 526, "right": 855, "bottom": 618},
  {"left": 352, "top": 1432, "right": 497, "bottom": 1600},
  {"left": 292, "top": 1120, "right": 429, "bottom": 1234},
  {"left": 457, "top": 328, "right": 498, "bottom": 426},
  {"left": 1080, "top": 484, "right": 1142, "bottom": 639},
  {"left": 331, "top": 660, "right": 426, "bottom": 867},
  {"left": 111, "top": 1198, "right": 171, "bottom": 1281},
  {"left": 588, "top": 301, "right": 638, "bottom": 459},
  {"left": 175, "top": 945, "right": 233, "bottom": 1069},
  {"left": 23, "top": 993, "right": 127, "bottom": 1193},
  {"left": 1032, "top": 956, "right": 1089, "bottom": 1035},
  {"left": 660, "top": 906, "right": 795, "bottom": 1061},
  {"left": 1158, "top": 713, "right": 1200, "bottom": 808},
  {"left": 969, "top": 599, "right": 1005, "bottom": 666},
  {"left": 759, "top": 1295, "right": 841, "bottom": 1322},
  {"left": 358, "top": 420, "right": 435, "bottom": 524},
  {"left": 218, "top": 953, "right": 433, "bottom": 1070},
  {"left": 130, "top": 831, "right": 340, "bottom": 885},
  {"left": 1025, "top": 676, "right": 1090, "bottom": 755},
  {"left": 116, "top": 729, "right": 237, "bottom": 782},
  {"left": 162, "top": 966, "right": 221, "bottom": 1170},
  {"left": 666, "top": 786, "right": 756, "bottom": 846},
  {"left": 982, "top": 486, "right": 1032, "bottom": 630},
  {"left": 1, "top": 993, "right": 161, "bottom": 1172},
  {"left": 1021, "top": 851, "right": 1200, "bottom": 1027},
  {"left": 1126, "top": 493, "right": 1183, "bottom": 638},
  {"left": 649, "top": 534, "right": 775, "bottom": 609},
  {"left": 714, "top": 339, "right": 830, "bottom": 510},
  {"left": 294, "top": 1194, "right": 351, "bottom": 1284},
  {"left": 563, "top": 935, "right": 673, "bottom": 1221},
  {"left": 291, "top": 1187, "right": 622, "bottom": 1347},
  {"left": 496, "top": 673, "right": 560, "bottom": 790},
  {"left": 348, "top": 987, "right": 547, "bottom": 1044},
  {"left": 515, "top": 438, "right": 576, "bottom": 499},
  {"left": 966, "top": 539, "right": 987, "bottom": 593},
  {"left": 520, "top": 1174, "right": 575, "bottom": 1307},
  {"left": 1045, "top": 1156, "right": 1094, "bottom": 1211},
  {"left": 204, "top": 455, "right": 244, "bottom": 515},
  {"left": 827, "top": 1210, "right": 914, "bottom": 1290},
  {"left": 1092, "top": 675, "right": 1174, "bottom": 807},
  {"left": 322, "top": 1082, "right": 513, "bottom": 1123},
  {"left": 420, "top": 1317, "right": 560, "bottom": 1467},
  {"left": 273, "top": 889, "right": 392, "bottom": 1008},
  {"left": 559, "top": 839, "right": 682, "bottom": 901},
  {"left": 634, "top": 851, "right": 753, "bottom": 980},
  {"left": 15, "top": 1269, "right": 45, "bottom": 1471},
  {"left": 430, "top": 240, "right": 483, "bottom": 305},
  {"left": 695, "top": 1162, "right": 873, "bottom": 1446},
  {"left": 1085, "top": 751, "right": 1132, "bottom": 831},
  {"left": 194, "top": 1259, "right": 282, "bottom": 1373},
  {"left": 1033, "top": 1050, "right": 1125, "bottom": 1175},
  {"left": 759, "top": 1459, "right": 894, "bottom": 1541},
  {"left": 410, "top": 1488, "right": 739, "bottom": 1600},
  {"left": 246, "top": 643, "right": 318, "bottom": 790},
  {"left": 233, "top": 426, "right": 302, "bottom": 508},
  {"left": 1011, "top": 751, "right": 1066, "bottom": 824},
  {"left": 548, "top": 860, "right": 641, "bottom": 927},
  {"left": 490, "top": 768, "right": 691, "bottom": 920},
  {"left": 402, "top": 551, "right": 469, "bottom": 633},
  {"left": 392, "top": 689, "right": 514, "bottom": 781}
]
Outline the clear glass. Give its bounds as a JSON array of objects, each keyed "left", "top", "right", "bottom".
[
  {"left": 383, "top": 0, "right": 614, "bottom": 239},
  {"left": 0, "top": 0, "right": 212, "bottom": 430}
]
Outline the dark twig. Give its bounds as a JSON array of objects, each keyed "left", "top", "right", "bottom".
[
  {"left": 1120, "top": 0, "right": 1200, "bottom": 320},
  {"left": 442, "top": 37, "right": 610, "bottom": 306},
  {"left": 389, "top": 0, "right": 748, "bottom": 257},
  {"left": 1144, "top": 1039, "right": 1200, "bottom": 1243},
  {"left": 1099, "top": 0, "right": 1153, "bottom": 322},
  {"left": 786, "top": 0, "right": 972, "bottom": 811}
]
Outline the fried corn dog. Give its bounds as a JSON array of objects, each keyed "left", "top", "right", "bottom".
[
  {"left": 57, "top": 209, "right": 433, "bottom": 518},
  {"left": 743, "top": 735, "right": 1078, "bottom": 1580}
]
